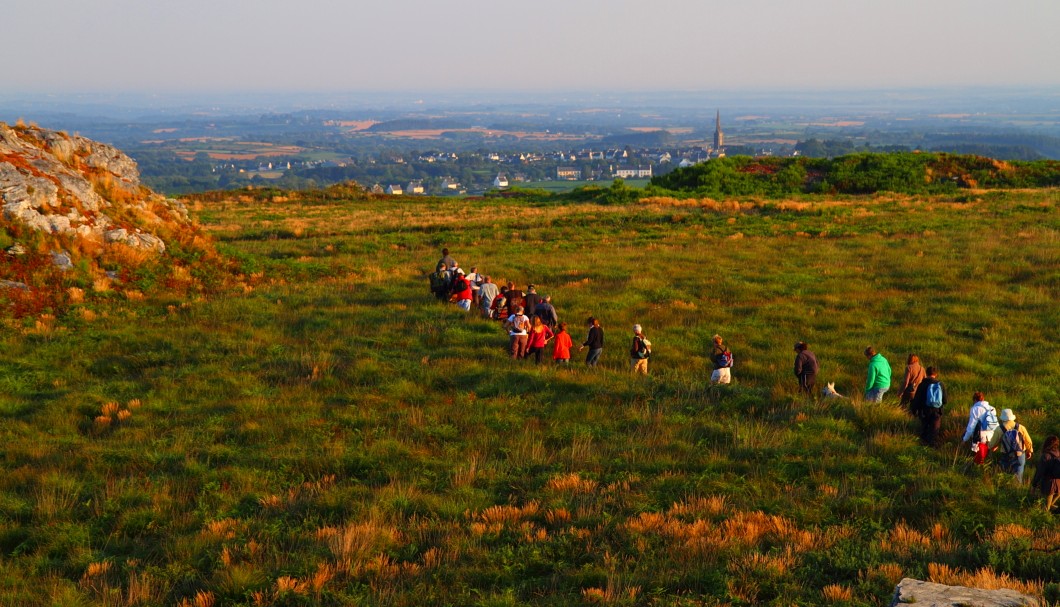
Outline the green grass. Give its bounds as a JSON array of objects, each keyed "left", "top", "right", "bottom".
[{"left": 1, "top": 190, "right": 1059, "bottom": 605}]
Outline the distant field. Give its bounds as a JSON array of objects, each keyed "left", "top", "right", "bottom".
[{"left": 2, "top": 189, "right": 1059, "bottom": 605}]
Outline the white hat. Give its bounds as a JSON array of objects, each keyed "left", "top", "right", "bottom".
[
  {"left": 633, "top": 324, "right": 642, "bottom": 333},
  {"left": 1000, "top": 408, "right": 1016, "bottom": 422}
]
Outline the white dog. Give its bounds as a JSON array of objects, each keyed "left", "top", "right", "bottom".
[{"left": 821, "top": 382, "right": 845, "bottom": 399}]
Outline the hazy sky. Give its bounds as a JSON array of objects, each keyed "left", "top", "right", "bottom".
[{"left": 9, "top": 0, "right": 1060, "bottom": 93}]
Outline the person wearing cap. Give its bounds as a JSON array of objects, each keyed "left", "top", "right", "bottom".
[
  {"left": 710, "top": 334, "right": 732, "bottom": 385},
  {"left": 523, "top": 285, "right": 541, "bottom": 318},
  {"left": 506, "top": 305, "right": 531, "bottom": 359},
  {"left": 579, "top": 317, "right": 604, "bottom": 366},
  {"left": 863, "top": 346, "right": 892, "bottom": 403},
  {"left": 793, "top": 342, "right": 818, "bottom": 396},
  {"left": 630, "top": 324, "right": 651, "bottom": 375},
  {"left": 451, "top": 269, "right": 472, "bottom": 311},
  {"left": 996, "top": 409, "right": 1034, "bottom": 482}
]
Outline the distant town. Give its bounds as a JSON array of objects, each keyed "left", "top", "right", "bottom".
[{"left": 2, "top": 89, "right": 1058, "bottom": 195}]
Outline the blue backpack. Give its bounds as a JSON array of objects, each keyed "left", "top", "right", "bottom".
[
  {"left": 1001, "top": 424, "right": 1025, "bottom": 457},
  {"left": 925, "top": 383, "right": 943, "bottom": 408}
]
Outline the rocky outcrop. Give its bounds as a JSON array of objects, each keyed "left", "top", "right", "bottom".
[
  {"left": 0, "top": 121, "right": 189, "bottom": 255},
  {"left": 890, "top": 578, "right": 1041, "bottom": 607}
]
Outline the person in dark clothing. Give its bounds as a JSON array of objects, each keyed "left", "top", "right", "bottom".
[
  {"left": 910, "top": 366, "right": 946, "bottom": 447},
  {"left": 578, "top": 317, "right": 604, "bottom": 366},
  {"left": 1031, "top": 435, "right": 1060, "bottom": 511},
  {"left": 429, "top": 262, "right": 451, "bottom": 301},
  {"left": 533, "top": 295, "right": 558, "bottom": 329},
  {"left": 793, "top": 341, "right": 818, "bottom": 396},
  {"left": 522, "top": 285, "right": 541, "bottom": 318}
]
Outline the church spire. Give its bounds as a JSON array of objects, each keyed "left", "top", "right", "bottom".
[{"left": 713, "top": 110, "right": 724, "bottom": 151}]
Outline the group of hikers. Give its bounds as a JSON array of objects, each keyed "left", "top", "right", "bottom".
[
  {"left": 427, "top": 248, "right": 1060, "bottom": 509},
  {"left": 429, "top": 249, "right": 651, "bottom": 372}
]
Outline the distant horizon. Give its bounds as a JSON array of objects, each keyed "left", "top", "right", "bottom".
[{"left": 2, "top": 85, "right": 1059, "bottom": 117}]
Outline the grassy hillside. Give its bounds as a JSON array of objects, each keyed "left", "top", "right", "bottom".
[{"left": 1, "top": 188, "right": 1059, "bottom": 606}]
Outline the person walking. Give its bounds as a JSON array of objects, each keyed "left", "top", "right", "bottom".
[
  {"left": 437, "top": 248, "right": 457, "bottom": 272},
  {"left": 506, "top": 306, "right": 530, "bottom": 359},
  {"left": 1031, "top": 435, "right": 1060, "bottom": 509},
  {"left": 793, "top": 342, "right": 818, "bottom": 396},
  {"left": 630, "top": 324, "right": 651, "bottom": 375},
  {"left": 534, "top": 295, "right": 558, "bottom": 330},
  {"left": 523, "top": 285, "right": 541, "bottom": 318},
  {"left": 526, "top": 316, "right": 555, "bottom": 365},
  {"left": 863, "top": 347, "right": 892, "bottom": 403},
  {"left": 997, "top": 409, "right": 1034, "bottom": 483},
  {"left": 710, "top": 334, "right": 733, "bottom": 385},
  {"left": 478, "top": 276, "right": 499, "bottom": 318},
  {"left": 961, "top": 391, "right": 1000, "bottom": 465},
  {"left": 910, "top": 366, "right": 946, "bottom": 447},
  {"left": 900, "top": 354, "right": 926, "bottom": 412},
  {"left": 552, "top": 322, "right": 573, "bottom": 364},
  {"left": 579, "top": 317, "right": 604, "bottom": 366},
  {"left": 466, "top": 266, "right": 483, "bottom": 307},
  {"left": 429, "top": 262, "right": 451, "bottom": 302},
  {"left": 451, "top": 269, "right": 473, "bottom": 311}
]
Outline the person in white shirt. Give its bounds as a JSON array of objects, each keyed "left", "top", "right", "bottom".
[{"left": 961, "top": 391, "right": 999, "bottom": 465}]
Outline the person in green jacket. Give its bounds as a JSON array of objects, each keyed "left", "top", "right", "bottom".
[{"left": 863, "top": 346, "right": 892, "bottom": 403}]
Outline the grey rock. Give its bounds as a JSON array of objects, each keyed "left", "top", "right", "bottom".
[
  {"left": 891, "top": 578, "right": 1040, "bottom": 607},
  {"left": 51, "top": 251, "right": 74, "bottom": 271},
  {"left": 0, "top": 121, "right": 189, "bottom": 253},
  {"left": 0, "top": 280, "right": 29, "bottom": 290}
]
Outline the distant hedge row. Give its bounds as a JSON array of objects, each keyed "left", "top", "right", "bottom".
[{"left": 649, "top": 152, "right": 1060, "bottom": 197}]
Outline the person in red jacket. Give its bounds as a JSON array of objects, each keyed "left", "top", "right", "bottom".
[
  {"left": 526, "top": 316, "right": 555, "bottom": 364},
  {"left": 552, "top": 322, "right": 573, "bottom": 364},
  {"left": 451, "top": 269, "right": 473, "bottom": 311}
]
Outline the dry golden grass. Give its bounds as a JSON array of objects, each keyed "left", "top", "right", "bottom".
[
  {"left": 545, "top": 472, "right": 598, "bottom": 495},
  {"left": 927, "top": 563, "right": 1043, "bottom": 597},
  {"left": 822, "top": 583, "right": 854, "bottom": 603}
]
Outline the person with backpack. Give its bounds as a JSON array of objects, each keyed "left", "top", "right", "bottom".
[
  {"left": 911, "top": 366, "right": 946, "bottom": 447},
  {"left": 630, "top": 324, "right": 651, "bottom": 375},
  {"left": 506, "top": 306, "right": 531, "bottom": 359},
  {"left": 996, "top": 409, "right": 1034, "bottom": 482},
  {"left": 451, "top": 269, "right": 473, "bottom": 311},
  {"left": 863, "top": 346, "right": 892, "bottom": 403},
  {"left": 962, "top": 391, "right": 1000, "bottom": 465},
  {"left": 793, "top": 342, "right": 819, "bottom": 396},
  {"left": 710, "top": 334, "right": 733, "bottom": 385},
  {"left": 429, "top": 262, "right": 451, "bottom": 302}
]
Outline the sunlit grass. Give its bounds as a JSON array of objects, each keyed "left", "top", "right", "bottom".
[{"left": 1, "top": 190, "right": 1058, "bottom": 605}]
